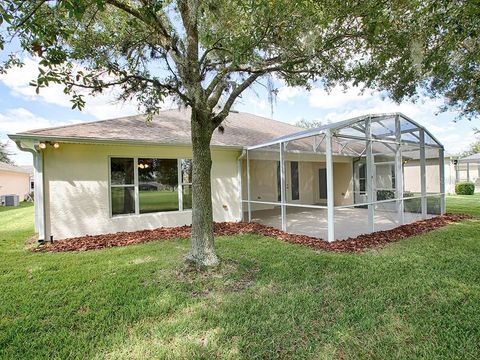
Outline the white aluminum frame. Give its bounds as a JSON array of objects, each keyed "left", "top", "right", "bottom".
[
  {"left": 242, "top": 112, "right": 445, "bottom": 242},
  {"left": 108, "top": 156, "right": 192, "bottom": 217}
]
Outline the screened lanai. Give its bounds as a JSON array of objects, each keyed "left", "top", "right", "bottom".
[{"left": 241, "top": 113, "right": 445, "bottom": 241}]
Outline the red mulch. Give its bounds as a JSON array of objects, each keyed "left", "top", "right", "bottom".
[{"left": 34, "top": 213, "right": 470, "bottom": 253}]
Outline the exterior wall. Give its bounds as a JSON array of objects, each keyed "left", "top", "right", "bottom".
[
  {"left": 404, "top": 158, "right": 442, "bottom": 193},
  {"left": 241, "top": 156, "right": 354, "bottom": 208},
  {"left": 332, "top": 162, "right": 354, "bottom": 206},
  {"left": 456, "top": 162, "right": 480, "bottom": 184},
  {"left": 0, "top": 170, "right": 30, "bottom": 201},
  {"left": 43, "top": 143, "right": 242, "bottom": 240}
]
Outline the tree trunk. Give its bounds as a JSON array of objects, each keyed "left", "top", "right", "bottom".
[{"left": 186, "top": 108, "right": 220, "bottom": 267}]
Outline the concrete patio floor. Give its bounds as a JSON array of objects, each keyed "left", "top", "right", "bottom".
[{"left": 247, "top": 207, "right": 433, "bottom": 240}]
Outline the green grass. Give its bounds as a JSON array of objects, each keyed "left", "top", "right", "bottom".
[
  {"left": 1, "top": 200, "right": 480, "bottom": 359},
  {"left": 139, "top": 190, "right": 180, "bottom": 212},
  {"left": 447, "top": 193, "right": 480, "bottom": 217}
]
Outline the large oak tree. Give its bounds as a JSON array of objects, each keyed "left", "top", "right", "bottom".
[{"left": 1, "top": 0, "right": 475, "bottom": 266}]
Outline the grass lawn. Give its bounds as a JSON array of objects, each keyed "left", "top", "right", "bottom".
[{"left": 1, "top": 198, "right": 479, "bottom": 359}]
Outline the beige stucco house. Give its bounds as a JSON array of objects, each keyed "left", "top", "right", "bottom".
[
  {"left": 9, "top": 109, "right": 445, "bottom": 242},
  {"left": 0, "top": 161, "right": 31, "bottom": 203}
]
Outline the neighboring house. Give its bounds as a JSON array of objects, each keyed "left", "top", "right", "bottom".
[
  {"left": 20, "top": 165, "right": 35, "bottom": 193},
  {"left": 403, "top": 155, "right": 457, "bottom": 195},
  {"left": 454, "top": 153, "right": 480, "bottom": 191},
  {"left": 9, "top": 109, "right": 445, "bottom": 242},
  {"left": 0, "top": 161, "right": 31, "bottom": 202}
]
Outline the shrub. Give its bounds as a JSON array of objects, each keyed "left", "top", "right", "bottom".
[
  {"left": 377, "top": 190, "right": 395, "bottom": 201},
  {"left": 455, "top": 182, "right": 475, "bottom": 195}
]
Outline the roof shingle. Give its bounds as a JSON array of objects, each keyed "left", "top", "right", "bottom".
[{"left": 12, "top": 108, "right": 302, "bottom": 148}]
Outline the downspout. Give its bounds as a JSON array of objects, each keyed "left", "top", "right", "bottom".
[
  {"left": 237, "top": 149, "right": 246, "bottom": 222},
  {"left": 14, "top": 141, "right": 46, "bottom": 242}
]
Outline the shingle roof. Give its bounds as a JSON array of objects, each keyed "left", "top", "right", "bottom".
[
  {"left": 0, "top": 161, "right": 31, "bottom": 174},
  {"left": 459, "top": 153, "right": 480, "bottom": 162},
  {"left": 10, "top": 108, "right": 302, "bottom": 148}
]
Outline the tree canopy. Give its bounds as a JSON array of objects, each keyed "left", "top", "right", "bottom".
[
  {"left": 295, "top": 118, "right": 324, "bottom": 129},
  {"left": 461, "top": 139, "right": 480, "bottom": 157},
  {"left": 0, "top": 1, "right": 477, "bottom": 120}
]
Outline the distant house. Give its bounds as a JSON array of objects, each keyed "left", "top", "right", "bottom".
[
  {"left": 0, "top": 161, "right": 31, "bottom": 203},
  {"left": 9, "top": 109, "right": 445, "bottom": 242},
  {"left": 454, "top": 153, "right": 480, "bottom": 191}
]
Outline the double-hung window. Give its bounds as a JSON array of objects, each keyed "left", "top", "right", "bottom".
[
  {"left": 109, "top": 157, "right": 192, "bottom": 216},
  {"left": 110, "top": 158, "right": 136, "bottom": 215}
]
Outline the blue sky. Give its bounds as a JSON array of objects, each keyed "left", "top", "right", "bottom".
[{"left": 0, "top": 56, "right": 478, "bottom": 165}]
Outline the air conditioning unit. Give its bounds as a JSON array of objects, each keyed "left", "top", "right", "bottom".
[{"left": 2, "top": 194, "right": 19, "bottom": 207}]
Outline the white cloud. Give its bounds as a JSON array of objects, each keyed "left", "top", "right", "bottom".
[
  {"left": 0, "top": 57, "right": 140, "bottom": 120},
  {"left": 0, "top": 108, "right": 81, "bottom": 134},
  {"left": 277, "top": 86, "right": 304, "bottom": 103},
  {"left": 319, "top": 92, "right": 476, "bottom": 155},
  {"left": 0, "top": 108, "right": 83, "bottom": 165},
  {"left": 309, "top": 85, "right": 375, "bottom": 109}
]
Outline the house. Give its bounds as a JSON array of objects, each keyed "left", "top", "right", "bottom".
[
  {"left": 454, "top": 153, "right": 480, "bottom": 191},
  {"left": 9, "top": 109, "right": 445, "bottom": 242},
  {"left": 20, "top": 165, "right": 35, "bottom": 193},
  {"left": 0, "top": 161, "right": 31, "bottom": 204}
]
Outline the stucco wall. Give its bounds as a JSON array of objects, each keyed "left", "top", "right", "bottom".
[
  {"left": 43, "top": 143, "right": 241, "bottom": 240},
  {"left": 241, "top": 157, "right": 354, "bottom": 208},
  {"left": 332, "top": 162, "right": 354, "bottom": 206},
  {"left": 403, "top": 159, "right": 442, "bottom": 193},
  {"left": 0, "top": 170, "right": 30, "bottom": 201}
]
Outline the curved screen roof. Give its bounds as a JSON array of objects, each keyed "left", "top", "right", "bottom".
[{"left": 246, "top": 113, "right": 443, "bottom": 157}]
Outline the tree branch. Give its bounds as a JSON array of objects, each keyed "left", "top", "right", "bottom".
[
  {"left": 212, "top": 73, "right": 262, "bottom": 128},
  {"left": 105, "top": 0, "right": 181, "bottom": 56},
  {"left": 64, "top": 73, "right": 191, "bottom": 104}
]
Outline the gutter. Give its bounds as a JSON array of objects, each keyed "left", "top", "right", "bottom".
[
  {"left": 8, "top": 133, "right": 244, "bottom": 151},
  {"left": 236, "top": 150, "right": 247, "bottom": 221},
  {"left": 14, "top": 140, "right": 46, "bottom": 243}
]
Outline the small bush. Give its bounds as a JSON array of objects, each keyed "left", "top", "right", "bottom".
[
  {"left": 455, "top": 182, "right": 475, "bottom": 195},
  {"left": 377, "top": 190, "right": 395, "bottom": 201}
]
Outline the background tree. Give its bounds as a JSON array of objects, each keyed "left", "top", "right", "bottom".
[
  {"left": 0, "top": 0, "right": 464, "bottom": 266},
  {"left": 0, "top": 141, "right": 14, "bottom": 165},
  {"left": 412, "top": 0, "right": 480, "bottom": 120},
  {"left": 460, "top": 140, "right": 480, "bottom": 158},
  {"left": 295, "top": 118, "right": 324, "bottom": 129}
]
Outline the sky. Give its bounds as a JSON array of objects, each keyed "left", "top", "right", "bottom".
[{"left": 0, "top": 56, "right": 478, "bottom": 165}]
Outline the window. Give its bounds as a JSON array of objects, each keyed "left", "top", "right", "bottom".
[
  {"left": 290, "top": 161, "right": 299, "bottom": 200},
  {"left": 358, "top": 163, "right": 366, "bottom": 192},
  {"left": 181, "top": 159, "right": 193, "bottom": 210},
  {"left": 110, "top": 158, "right": 135, "bottom": 215},
  {"left": 276, "top": 161, "right": 281, "bottom": 201},
  {"left": 109, "top": 157, "right": 192, "bottom": 216},
  {"left": 391, "top": 164, "right": 396, "bottom": 189},
  {"left": 138, "top": 159, "right": 179, "bottom": 213}
]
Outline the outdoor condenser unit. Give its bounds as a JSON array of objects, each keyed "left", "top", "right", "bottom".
[{"left": 3, "top": 194, "right": 19, "bottom": 207}]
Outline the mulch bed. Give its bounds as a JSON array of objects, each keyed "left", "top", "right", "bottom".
[{"left": 34, "top": 213, "right": 470, "bottom": 253}]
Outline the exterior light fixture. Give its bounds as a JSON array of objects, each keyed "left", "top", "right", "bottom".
[
  {"left": 38, "top": 142, "right": 47, "bottom": 149},
  {"left": 138, "top": 163, "right": 145, "bottom": 169},
  {"left": 53, "top": 142, "right": 60, "bottom": 149}
]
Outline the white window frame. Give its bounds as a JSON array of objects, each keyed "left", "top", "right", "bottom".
[
  {"left": 109, "top": 156, "right": 192, "bottom": 217},
  {"left": 109, "top": 157, "right": 136, "bottom": 217},
  {"left": 178, "top": 158, "right": 193, "bottom": 211}
]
